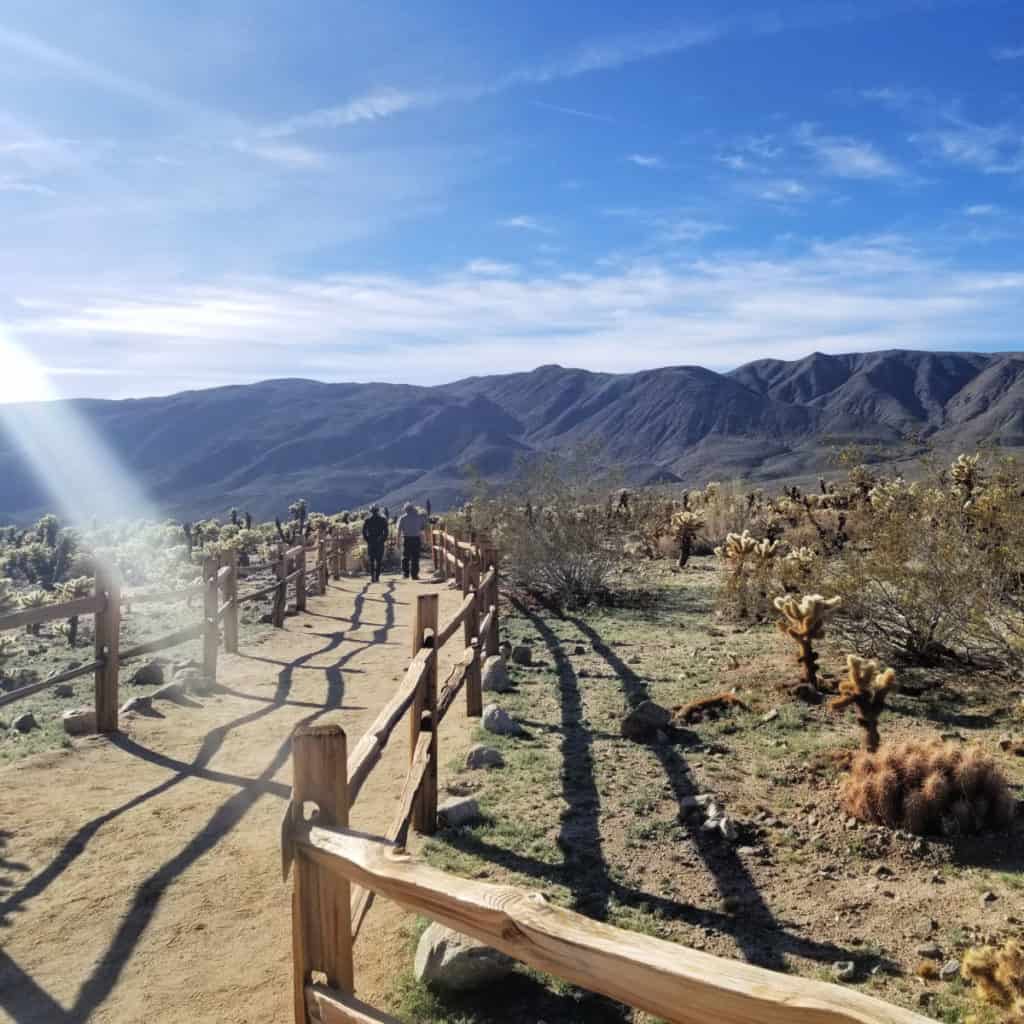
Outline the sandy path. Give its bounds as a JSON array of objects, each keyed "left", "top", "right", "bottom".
[{"left": 0, "top": 573, "right": 476, "bottom": 1023}]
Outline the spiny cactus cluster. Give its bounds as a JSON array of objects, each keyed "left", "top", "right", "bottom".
[
  {"left": 774, "top": 593, "right": 842, "bottom": 695},
  {"left": 671, "top": 510, "right": 705, "bottom": 568},
  {"left": 841, "top": 740, "right": 1016, "bottom": 836},
  {"left": 962, "top": 939, "right": 1024, "bottom": 1022},
  {"left": 0, "top": 577, "right": 15, "bottom": 614},
  {"left": 18, "top": 588, "right": 50, "bottom": 635},
  {"left": 714, "top": 530, "right": 777, "bottom": 562},
  {"left": 951, "top": 452, "right": 983, "bottom": 498},
  {"left": 829, "top": 654, "right": 896, "bottom": 751}
]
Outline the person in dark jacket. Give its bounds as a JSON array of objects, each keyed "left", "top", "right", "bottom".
[
  {"left": 362, "top": 505, "right": 389, "bottom": 582},
  {"left": 396, "top": 502, "right": 426, "bottom": 580}
]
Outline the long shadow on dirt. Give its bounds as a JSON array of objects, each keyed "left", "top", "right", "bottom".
[
  {"left": 461, "top": 599, "right": 864, "bottom": 979},
  {"left": 0, "top": 579, "right": 398, "bottom": 1023}
]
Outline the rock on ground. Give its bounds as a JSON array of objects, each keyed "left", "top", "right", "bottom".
[
  {"left": 621, "top": 700, "right": 671, "bottom": 742},
  {"left": 414, "top": 923, "right": 514, "bottom": 991},
  {"left": 120, "top": 695, "right": 153, "bottom": 715},
  {"left": 62, "top": 708, "right": 96, "bottom": 736},
  {"left": 481, "top": 656, "right": 513, "bottom": 693},
  {"left": 152, "top": 681, "right": 188, "bottom": 702},
  {"left": 482, "top": 704, "right": 522, "bottom": 736},
  {"left": 54, "top": 683, "right": 74, "bottom": 698},
  {"left": 466, "top": 745, "right": 504, "bottom": 769},
  {"left": 510, "top": 645, "right": 533, "bottom": 666},
  {"left": 175, "top": 667, "right": 213, "bottom": 695},
  {"left": 12, "top": 712, "right": 38, "bottom": 733},
  {"left": 437, "top": 796, "right": 482, "bottom": 828},
  {"left": 129, "top": 660, "right": 164, "bottom": 686}
]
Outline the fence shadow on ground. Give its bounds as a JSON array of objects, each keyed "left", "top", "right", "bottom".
[{"left": 0, "top": 579, "right": 397, "bottom": 1023}]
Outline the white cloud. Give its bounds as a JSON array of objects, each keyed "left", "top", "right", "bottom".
[
  {"left": 532, "top": 100, "right": 613, "bottom": 123},
  {"left": 658, "top": 218, "right": 727, "bottom": 241},
  {"left": 964, "top": 203, "right": 999, "bottom": 216},
  {"left": 795, "top": 123, "right": 905, "bottom": 179},
  {"left": 11, "top": 233, "right": 1024, "bottom": 398},
  {"left": 627, "top": 154, "right": 665, "bottom": 169},
  {"left": 265, "top": 88, "right": 431, "bottom": 138},
  {"left": 913, "top": 116, "right": 1024, "bottom": 175},
  {"left": 498, "top": 215, "right": 551, "bottom": 232},
  {"left": 993, "top": 45, "right": 1024, "bottom": 61},
  {"left": 755, "top": 179, "right": 810, "bottom": 202},
  {"left": 466, "top": 259, "right": 519, "bottom": 276},
  {"left": 231, "top": 138, "right": 327, "bottom": 169}
]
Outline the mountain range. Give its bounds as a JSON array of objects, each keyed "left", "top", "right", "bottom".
[{"left": 2, "top": 348, "right": 1023, "bottom": 523}]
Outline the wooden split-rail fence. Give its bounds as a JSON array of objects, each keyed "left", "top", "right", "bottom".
[
  {"left": 0, "top": 526, "right": 360, "bottom": 727},
  {"left": 283, "top": 534, "right": 931, "bottom": 1024}
]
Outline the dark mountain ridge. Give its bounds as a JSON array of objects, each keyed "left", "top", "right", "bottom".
[{"left": 2, "top": 348, "right": 1022, "bottom": 522}]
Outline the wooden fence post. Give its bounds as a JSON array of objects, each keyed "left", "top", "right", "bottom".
[
  {"left": 330, "top": 530, "right": 341, "bottom": 581},
  {"left": 272, "top": 545, "right": 287, "bottom": 628},
  {"left": 93, "top": 562, "right": 121, "bottom": 733},
  {"left": 483, "top": 547, "right": 499, "bottom": 658},
  {"left": 203, "top": 554, "right": 219, "bottom": 683},
  {"left": 290, "top": 723, "right": 354, "bottom": 1022},
  {"left": 223, "top": 549, "right": 239, "bottom": 654},
  {"left": 464, "top": 563, "right": 482, "bottom": 717},
  {"left": 296, "top": 547, "right": 307, "bottom": 613},
  {"left": 318, "top": 536, "right": 327, "bottom": 595},
  {"left": 410, "top": 593, "right": 438, "bottom": 835}
]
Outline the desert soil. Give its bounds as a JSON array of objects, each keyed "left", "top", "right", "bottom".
[{"left": 0, "top": 572, "right": 474, "bottom": 1024}]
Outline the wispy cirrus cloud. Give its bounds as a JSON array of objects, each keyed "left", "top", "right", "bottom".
[
  {"left": 912, "top": 115, "right": 1024, "bottom": 175},
  {"left": 12, "top": 232, "right": 1024, "bottom": 398},
  {"left": 627, "top": 153, "right": 665, "bottom": 169},
  {"left": 531, "top": 100, "right": 614, "bottom": 123},
  {"left": 755, "top": 179, "right": 811, "bottom": 202},
  {"left": 993, "top": 44, "right": 1024, "bottom": 61},
  {"left": 264, "top": 88, "right": 432, "bottom": 138},
  {"left": 231, "top": 137, "right": 327, "bottom": 169},
  {"left": 498, "top": 215, "right": 552, "bottom": 232},
  {"left": 964, "top": 203, "right": 999, "bottom": 216},
  {"left": 795, "top": 122, "right": 905, "bottom": 179}
]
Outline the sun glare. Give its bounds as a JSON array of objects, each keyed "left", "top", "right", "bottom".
[{"left": 0, "top": 333, "right": 57, "bottom": 404}]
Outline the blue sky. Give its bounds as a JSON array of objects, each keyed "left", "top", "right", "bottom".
[{"left": 1, "top": 0, "right": 1023, "bottom": 400}]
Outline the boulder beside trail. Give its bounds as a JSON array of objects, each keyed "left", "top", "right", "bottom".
[
  {"left": 482, "top": 704, "right": 522, "bottom": 736},
  {"left": 481, "top": 656, "right": 513, "bottom": 693},
  {"left": 414, "top": 923, "right": 514, "bottom": 991},
  {"left": 438, "top": 797, "right": 482, "bottom": 828},
  {"left": 621, "top": 700, "right": 671, "bottom": 742},
  {"left": 129, "top": 660, "right": 165, "bottom": 686},
  {"left": 63, "top": 708, "right": 96, "bottom": 736},
  {"left": 466, "top": 745, "right": 505, "bottom": 769},
  {"left": 12, "top": 711, "right": 38, "bottom": 733},
  {"left": 175, "top": 667, "right": 213, "bottom": 695},
  {"left": 120, "top": 695, "right": 153, "bottom": 715},
  {"left": 510, "top": 645, "right": 533, "bottom": 666}
]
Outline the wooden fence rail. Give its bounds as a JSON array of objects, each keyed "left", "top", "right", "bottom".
[{"left": 281, "top": 534, "right": 931, "bottom": 1024}]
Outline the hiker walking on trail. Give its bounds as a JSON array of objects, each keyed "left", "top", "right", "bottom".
[
  {"left": 362, "top": 504, "right": 389, "bottom": 582},
  {"left": 397, "top": 502, "right": 426, "bottom": 580}
]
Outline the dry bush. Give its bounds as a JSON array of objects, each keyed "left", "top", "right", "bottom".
[
  {"left": 494, "top": 450, "right": 628, "bottom": 611},
  {"left": 714, "top": 530, "right": 779, "bottom": 619},
  {"left": 962, "top": 939, "right": 1024, "bottom": 1022},
  {"left": 840, "top": 740, "right": 1016, "bottom": 836}
]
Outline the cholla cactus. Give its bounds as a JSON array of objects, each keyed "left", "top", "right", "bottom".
[
  {"left": 671, "top": 510, "right": 705, "bottom": 568},
  {"left": 785, "top": 546, "right": 816, "bottom": 571},
  {"left": 962, "top": 939, "right": 1024, "bottom": 1022},
  {"left": 57, "top": 576, "right": 93, "bottom": 647},
  {"left": 951, "top": 453, "right": 983, "bottom": 498},
  {"left": 774, "top": 593, "right": 842, "bottom": 695},
  {"left": 841, "top": 740, "right": 1015, "bottom": 836},
  {"left": 0, "top": 577, "right": 15, "bottom": 614},
  {"left": 18, "top": 588, "right": 50, "bottom": 635},
  {"left": 829, "top": 655, "right": 896, "bottom": 751},
  {"left": 714, "top": 529, "right": 758, "bottom": 562},
  {"left": 0, "top": 634, "right": 21, "bottom": 683}
]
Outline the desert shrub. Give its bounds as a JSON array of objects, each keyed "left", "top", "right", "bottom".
[
  {"left": 497, "top": 450, "right": 627, "bottom": 610},
  {"left": 962, "top": 939, "right": 1024, "bottom": 1022},
  {"left": 0, "top": 634, "right": 20, "bottom": 687},
  {"left": 828, "top": 654, "right": 896, "bottom": 751},
  {"left": 671, "top": 510, "right": 705, "bottom": 567},
  {"left": 18, "top": 588, "right": 50, "bottom": 635},
  {"left": 840, "top": 740, "right": 1016, "bottom": 836}
]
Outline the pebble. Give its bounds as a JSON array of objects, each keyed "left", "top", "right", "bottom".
[
  {"left": 939, "top": 960, "right": 960, "bottom": 981},
  {"left": 11, "top": 711, "right": 38, "bottom": 733},
  {"left": 981, "top": 890, "right": 997, "bottom": 903},
  {"left": 916, "top": 944, "right": 943, "bottom": 960},
  {"left": 832, "top": 961, "right": 856, "bottom": 982}
]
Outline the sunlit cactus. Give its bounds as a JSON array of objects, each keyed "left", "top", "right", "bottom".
[
  {"left": 671, "top": 510, "right": 705, "bottom": 568},
  {"left": 841, "top": 740, "right": 1015, "bottom": 836},
  {"left": 714, "top": 529, "right": 758, "bottom": 562},
  {"left": 829, "top": 654, "right": 896, "bottom": 751},
  {"left": 774, "top": 593, "right": 842, "bottom": 695},
  {"left": 0, "top": 577, "right": 15, "bottom": 614},
  {"left": 0, "top": 634, "right": 21, "bottom": 685},
  {"left": 962, "top": 939, "right": 1024, "bottom": 1023},
  {"left": 951, "top": 452, "right": 983, "bottom": 498},
  {"left": 18, "top": 588, "right": 50, "bottom": 636}
]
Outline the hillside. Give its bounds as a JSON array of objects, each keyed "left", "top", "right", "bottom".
[{"left": 2, "top": 348, "right": 1023, "bottom": 521}]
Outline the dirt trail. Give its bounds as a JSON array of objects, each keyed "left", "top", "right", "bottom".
[{"left": 0, "top": 574, "right": 476, "bottom": 1024}]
